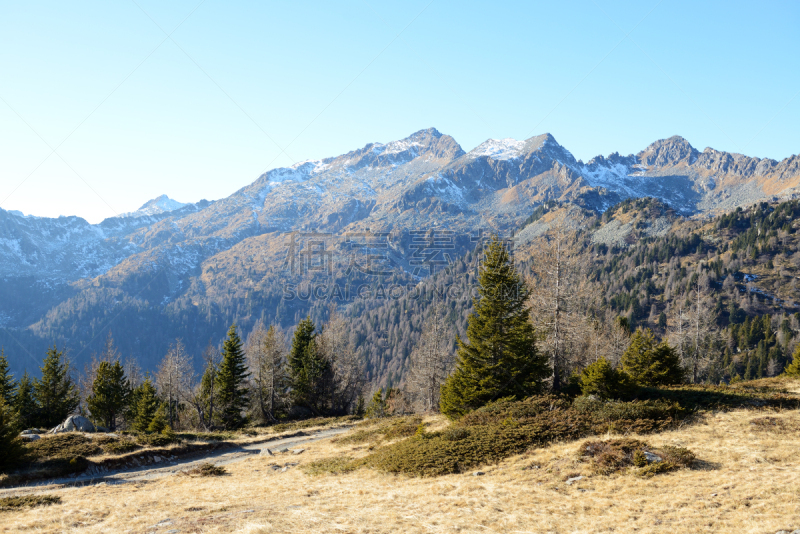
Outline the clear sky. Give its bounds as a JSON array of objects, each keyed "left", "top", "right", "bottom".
[{"left": 1, "top": 0, "right": 798, "bottom": 223}]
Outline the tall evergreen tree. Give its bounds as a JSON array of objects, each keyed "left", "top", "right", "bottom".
[
  {"left": 216, "top": 325, "right": 250, "bottom": 429},
  {"left": 130, "top": 378, "right": 160, "bottom": 432},
  {"left": 621, "top": 329, "right": 685, "bottom": 387},
  {"left": 87, "top": 360, "right": 130, "bottom": 431},
  {"left": 14, "top": 372, "right": 37, "bottom": 430},
  {"left": 440, "top": 236, "right": 550, "bottom": 419},
  {"left": 784, "top": 344, "right": 800, "bottom": 377},
  {"left": 288, "top": 317, "right": 333, "bottom": 414},
  {"left": 34, "top": 346, "right": 80, "bottom": 428},
  {"left": 0, "top": 348, "right": 16, "bottom": 406},
  {"left": 0, "top": 396, "right": 26, "bottom": 473}
]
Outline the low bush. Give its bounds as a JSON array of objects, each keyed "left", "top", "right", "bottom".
[
  {"left": 637, "top": 384, "right": 800, "bottom": 412},
  {"left": 129, "top": 429, "right": 182, "bottom": 447},
  {"left": 182, "top": 462, "right": 226, "bottom": 477},
  {"left": 0, "top": 494, "right": 61, "bottom": 512},
  {"left": 351, "top": 395, "right": 685, "bottom": 477},
  {"left": 333, "top": 416, "right": 422, "bottom": 445},
  {"left": 580, "top": 438, "right": 695, "bottom": 477},
  {"left": 302, "top": 456, "right": 358, "bottom": 476},
  {"left": 25, "top": 434, "right": 102, "bottom": 461}
]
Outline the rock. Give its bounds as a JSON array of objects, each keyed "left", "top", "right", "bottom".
[
  {"left": 281, "top": 466, "right": 289, "bottom": 473},
  {"left": 277, "top": 448, "right": 289, "bottom": 453},
  {"left": 153, "top": 456, "right": 162, "bottom": 463},
  {"left": 642, "top": 451, "right": 662, "bottom": 463},
  {"left": 270, "top": 465, "right": 282, "bottom": 470},
  {"left": 291, "top": 449, "right": 305, "bottom": 455},
  {"left": 260, "top": 448, "right": 274, "bottom": 456},
  {"left": 565, "top": 476, "right": 585, "bottom": 485},
  {"left": 20, "top": 434, "right": 41, "bottom": 441},
  {"left": 472, "top": 471, "right": 485, "bottom": 476},
  {"left": 50, "top": 415, "right": 95, "bottom": 433}
]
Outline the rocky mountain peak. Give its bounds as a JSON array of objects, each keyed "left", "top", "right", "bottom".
[
  {"left": 123, "top": 195, "right": 188, "bottom": 218},
  {"left": 637, "top": 135, "right": 699, "bottom": 167}
]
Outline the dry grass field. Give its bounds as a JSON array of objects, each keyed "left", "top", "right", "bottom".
[{"left": 3, "top": 389, "right": 800, "bottom": 533}]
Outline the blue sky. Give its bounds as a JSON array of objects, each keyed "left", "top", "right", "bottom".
[{"left": 1, "top": 0, "right": 798, "bottom": 223}]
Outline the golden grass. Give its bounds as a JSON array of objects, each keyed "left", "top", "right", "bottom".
[{"left": 2, "top": 407, "right": 799, "bottom": 533}]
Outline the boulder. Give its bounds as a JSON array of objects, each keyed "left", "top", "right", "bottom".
[
  {"left": 20, "top": 434, "right": 41, "bottom": 442},
  {"left": 291, "top": 449, "right": 305, "bottom": 455},
  {"left": 642, "top": 451, "right": 662, "bottom": 463},
  {"left": 50, "top": 415, "right": 96, "bottom": 434},
  {"left": 565, "top": 476, "right": 585, "bottom": 485},
  {"left": 260, "top": 448, "right": 274, "bottom": 456}
]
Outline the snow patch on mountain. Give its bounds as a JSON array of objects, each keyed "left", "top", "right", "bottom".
[
  {"left": 122, "top": 195, "right": 188, "bottom": 218},
  {"left": 469, "top": 138, "right": 527, "bottom": 160}
]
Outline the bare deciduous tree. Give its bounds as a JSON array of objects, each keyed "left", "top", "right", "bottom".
[
  {"left": 406, "top": 300, "right": 454, "bottom": 412},
  {"left": 669, "top": 286, "right": 718, "bottom": 383},
  {"left": 246, "top": 323, "right": 290, "bottom": 423},
  {"left": 155, "top": 339, "right": 194, "bottom": 429},
  {"left": 318, "top": 307, "right": 365, "bottom": 414},
  {"left": 527, "top": 213, "right": 598, "bottom": 389}
]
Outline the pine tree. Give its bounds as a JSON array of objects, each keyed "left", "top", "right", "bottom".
[
  {"left": 288, "top": 317, "right": 333, "bottom": 414},
  {"left": 34, "top": 346, "right": 80, "bottom": 428},
  {"left": 0, "top": 396, "right": 26, "bottom": 473},
  {"left": 87, "top": 360, "right": 130, "bottom": 431},
  {"left": 131, "top": 379, "right": 160, "bottom": 432},
  {"left": 440, "top": 236, "right": 550, "bottom": 418},
  {"left": 247, "top": 324, "right": 290, "bottom": 423},
  {"left": 216, "top": 325, "right": 250, "bottom": 429},
  {"left": 784, "top": 344, "right": 800, "bottom": 377},
  {"left": 0, "top": 348, "right": 16, "bottom": 406},
  {"left": 364, "top": 388, "right": 386, "bottom": 418},
  {"left": 14, "top": 372, "right": 37, "bottom": 430},
  {"left": 621, "top": 329, "right": 685, "bottom": 387},
  {"left": 147, "top": 403, "right": 169, "bottom": 433},
  {"left": 578, "top": 357, "right": 635, "bottom": 400}
]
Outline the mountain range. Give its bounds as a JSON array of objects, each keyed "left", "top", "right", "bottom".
[{"left": 2, "top": 127, "right": 799, "bottom": 377}]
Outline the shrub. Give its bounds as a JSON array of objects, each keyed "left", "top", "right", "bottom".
[
  {"left": 580, "top": 438, "right": 695, "bottom": 476},
  {"left": 0, "top": 494, "right": 60, "bottom": 511},
  {"left": 354, "top": 395, "right": 684, "bottom": 477},
  {"left": 333, "top": 416, "right": 422, "bottom": 445},
  {"left": 183, "top": 462, "right": 226, "bottom": 477},
  {"left": 621, "top": 329, "right": 685, "bottom": 386},
  {"left": 0, "top": 397, "right": 26, "bottom": 472},
  {"left": 94, "top": 436, "right": 139, "bottom": 455},
  {"left": 25, "top": 434, "right": 102, "bottom": 461},
  {"left": 302, "top": 457, "right": 357, "bottom": 476},
  {"left": 784, "top": 345, "right": 800, "bottom": 377},
  {"left": 579, "top": 358, "right": 637, "bottom": 399}
]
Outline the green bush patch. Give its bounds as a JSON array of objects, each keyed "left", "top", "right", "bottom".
[
  {"left": 0, "top": 494, "right": 61, "bottom": 512},
  {"left": 25, "top": 434, "right": 102, "bottom": 461},
  {"left": 580, "top": 438, "right": 695, "bottom": 477},
  {"left": 345, "top": 395, "right": 687, "bottom": 477}
]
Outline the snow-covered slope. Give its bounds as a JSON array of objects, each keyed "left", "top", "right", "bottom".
[{"left": 121, "top": 195, "right": 189, "bottom": 218}]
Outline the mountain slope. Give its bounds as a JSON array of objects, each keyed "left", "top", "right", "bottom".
[{"left": 3, "top": 127, "right": 800, "bottom": 378}]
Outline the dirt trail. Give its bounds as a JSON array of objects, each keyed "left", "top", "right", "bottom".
[{"left": 0, "top": 427, "right": 349, "bottom": 496}]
